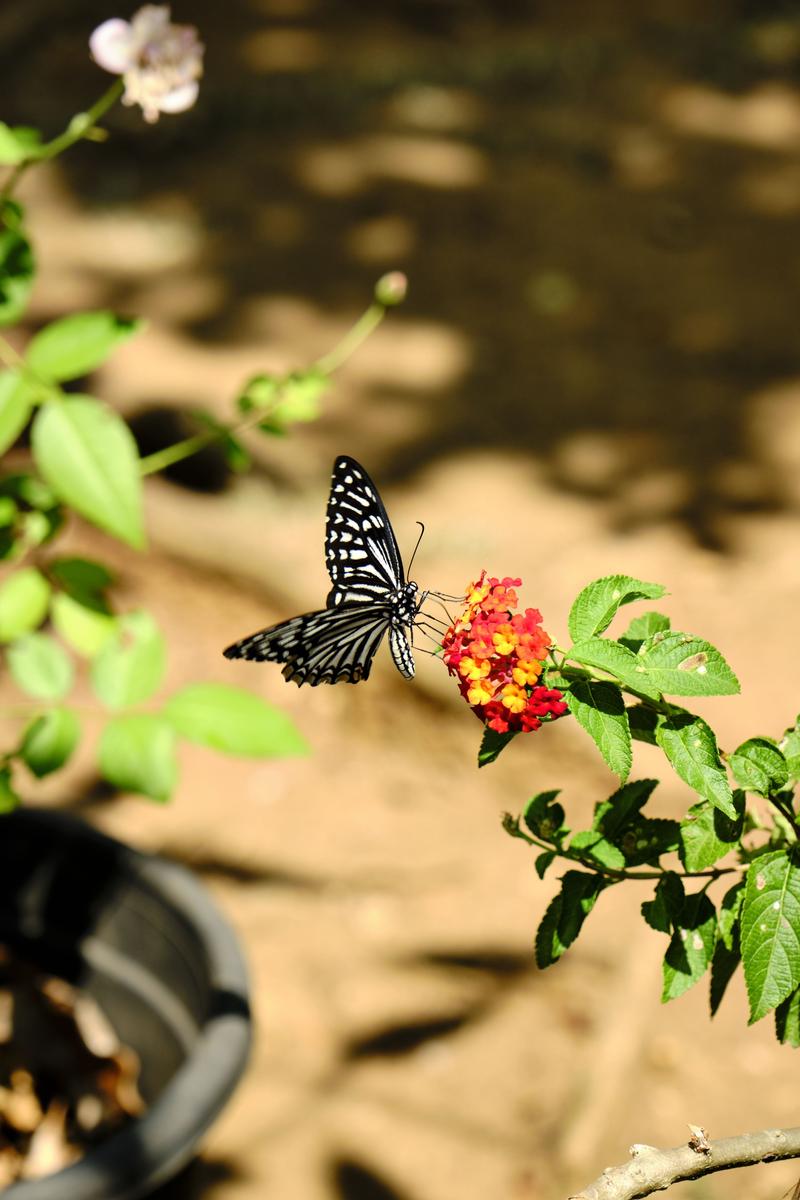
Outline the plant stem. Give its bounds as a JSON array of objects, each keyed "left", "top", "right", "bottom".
[
  {"left": 1, "top": 79, "right": 124, "bottom": 202},
  {"left": 313, "top": 299, "right": 387, "bottom": 375}
]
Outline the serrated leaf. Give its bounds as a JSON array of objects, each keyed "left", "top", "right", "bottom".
[
  {"left": 478, "top": 727, "right": 517, "bottom": 767},
  {"left": 779, "top": 717, "right": 800, "bottom": 784},
  {"left": 718, "top": 882, "right": 745, "bottom": 950},
  {"left": 535, "top": 850, "right": 556, "bottom": 879},
  {"left": 91, "top": 611, "right": 165, "bottom": 709},
  {"left": 710, "top": 934, "right": 740, "bottom": 1018},
  {"left": 163, "top": 683, "right": 308, "bottom": 757},
  {"left": 0, "top": 567, "right": 50, "bottom": 641},
  {"left": 565, "top": 680, "right": 631, "bottom": 780},
  {"left": 569, "top": 831, "right": 626, "bottom": 870},
  {"left": 593, "top": 779, "right": 658, "bottom": 839},
  {"left": 621, "top": 611, "right": 671, "bottom": 642},
  {"left": 656, "top": 712, "right": 735, "bottom": 818},
  {"left": 730, "top": 738, "right": 789, "bottom": 797},
  {"left": 26, "top": 312, "right": 141, "bottom": 382},
  {"left": 6, "top": 632, "right": 73, "bottom": 700},
  {"left": 619, "top": 817, "right": 680, "bottom": 866},
  {"left": 523, "top": 791, "right": 566, "bottom": 840},
  {"left": 98, "top": 714, "right": 177, "bottom": 803},
  {"left": 567, "top": 575, "right": 666, "bottom": 643},
  {"left": 51, "top": 592, "right": 117, "bottom": 657},
  {"left": 0, "top": 370, "right": 38, "bottom": 455},
  {"left": 638, "top": 632, "right": 739, "bottom": 697},
  {"left": 535, "top": 872, "right": 605, "bottom": 968},
  {"left": 627, "top": 704, "right": 661, "bottom": 745},
  {"left": 741, "top": 851, "right": 800, "bottom": 1023},
  {"left": 568, "top": 637, "right": 661, "bottom": 700},
  {"left": 679, "top": 791, "right": 746, "bottom": 871},
  {"left": 662, "top": 892, "right": 716, "bottom": 1002},
  {"left": 0, "top": 218, "right": 34, "bottom": 327},
  {"left": 775, "top": 987, "right": 800, "bottom": 1046},
  {"left": 32, "top": 396, "right": 145, "bottom": 549},
  {"left": 642, "top": 872, "right": 685, "bottom": 934},
  {"left": 20, "top": 707, "right": 80, "bottom": 777},
  {"left": 0, "top": 124, "right": 43, "bottom": 164}
]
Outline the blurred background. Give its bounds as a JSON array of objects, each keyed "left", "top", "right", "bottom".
[{"left": 3, "top": 0, "right": 800, "bottom": 1196}]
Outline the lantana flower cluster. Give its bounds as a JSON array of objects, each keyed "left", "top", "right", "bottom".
[{"left": 442, "top": 573, "right": 568, "bottom": 734}]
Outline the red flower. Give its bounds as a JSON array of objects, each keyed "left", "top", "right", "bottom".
[{"left": 442, "top": 572, "right": 568, "bottom": 735}]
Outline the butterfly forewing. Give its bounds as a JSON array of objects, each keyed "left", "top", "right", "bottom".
[{"left": 325, "top": 456, "right": 404, "bottom": 608}]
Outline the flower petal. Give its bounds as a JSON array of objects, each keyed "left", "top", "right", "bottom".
[
  {"left": 157, "top": 79, "right": 200, "bottom": 113},
  {"left": 90, "top": 19, "right": 136, "bottom": 73}
]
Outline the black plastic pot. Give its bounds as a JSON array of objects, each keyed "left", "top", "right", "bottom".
[{"left": 0, "top": 807, "right": 251, "bottom": 1200}]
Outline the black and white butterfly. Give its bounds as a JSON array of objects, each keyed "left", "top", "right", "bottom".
[{"left": 223, "top": 456, "right": 427, "bottom": 686}]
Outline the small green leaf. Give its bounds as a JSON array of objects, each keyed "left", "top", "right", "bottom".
[
  {"left": 0, "top": 370, "right": 38, "bottom": 455},
  {"left": 569, "top": 637, "right": 661, "bottom": 700},
  {"left": 593, "top": 779, "right": 658, "bottom": 839},
  {"left": 6, "top": 632, "right": 73, "bottom": 700},
  {"left": 0, "top": 567, "right": 50, "bottom": 641},
  {"left": 98, "top": 714, "right": 177, "bottom": 803},
  {"left": 776, "top": 987, "right": 800, "bottom": 1046},
  {"left": 0, "top": 124, "right": 43, "bottom": 164},
  {"left": 478, "top": 726, "right": 517, "bottom": 767},
  {"left": 620, "top": 611, "right": 671, "bottom": 646},
  {"left": 163, "top": 683, "right": 309, "bottom": 757},
  {"left": 20, "top": 707, "right": 80, "bottom": 777},
  {"left": 0, "top": 218, "right": 34, "bottom": 327},
  {"left": 51, "top": 592, "right": 117, "bottom": 657},
  {"left": 656, "top": 712, "right": 735, "bottom": 818},
  {"left": 0, "top": 766, "right": 20, "bottom": 812},
  {"left": 535, "top": 850, "right": 557, "bottom": 879},
  {"left": 91, "top": 611, "right": 165, "bottom": 709},
  {"left": 741, "top": 851, "right": 800, "bottom": 1023},
  {"left": 567, "top": 575, "right": 666, "bottom": 643},
  {"left": 565, "top": 680, "right": 631, "bottom": 780},
  {"left": 710, "top": 933, "right": 740, "bottom": 1018},
  {"left": 662, "top": 892, "right": 716, "bottom": 1002},
  {"left": 730, "top": 738, "right": 789, "bottom": 797},
  {"left": 679, "top": 791, "right": 746, "bottom": 872},
  {"left": 523, "top": 791, "right": 566, "bottom": 841},
  {"left": 26, "top": 312, "right": 142, "bottom": 382},
  {"left": 779, "top": 716, "right": 800, "bottom": 784},
  {"left": 620, "top": 817, "right": 680, "bottom": 867},
  {"left": 48, "top": 556, "right": 113, "bottom": 613},
  {"left": 32, "top": 397, "right": 145, "bottom": 549},
  {"left": 569, "top": 831, "right": 626, "bottom": 870},
  {"left": 718, "top": 882, "right": 745, "bottom": 950},
  {"left": 642, "top": 872, "right": 685, "bottom": 934},
  {"left": 535, "top": 872, "right": 605, "bottom": 968},
  {"left": 638, "top": 633, "right": 739, "bottom": 697}
]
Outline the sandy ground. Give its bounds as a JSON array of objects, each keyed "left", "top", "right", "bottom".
[{"left": 3, "top": 2, "right": 800, "bottom": 1197}]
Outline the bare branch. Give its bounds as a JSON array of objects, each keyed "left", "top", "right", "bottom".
[{"left": 569, "top": 1126, "right": 800, "bottom": 1200}]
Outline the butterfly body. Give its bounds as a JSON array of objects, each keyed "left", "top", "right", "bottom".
[{"left": 223, "top": 457, "right": 424, "bottom": 686}]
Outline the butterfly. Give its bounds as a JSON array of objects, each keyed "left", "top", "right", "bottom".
[{"left": 223, "top": 456, "right": 427, "bottom": 686}]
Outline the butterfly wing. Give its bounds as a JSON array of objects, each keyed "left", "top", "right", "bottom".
[
  {"left": 223, "top": 604, "right": 393, "bottom": 686},
  {"left": 325, "top": 456, "right": 405, "bottom": 608}
]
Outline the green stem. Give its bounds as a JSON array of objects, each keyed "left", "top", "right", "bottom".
[
  {"left": 1, "top": 78, "right": 124, "bottom": 202},
  {"left": 313, "top": 299, "right": 387, "bottom": 375}
]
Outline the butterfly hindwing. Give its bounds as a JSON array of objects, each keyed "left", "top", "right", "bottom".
[{"left": 325, "top": 456, "right": 404, "bottom": 608}]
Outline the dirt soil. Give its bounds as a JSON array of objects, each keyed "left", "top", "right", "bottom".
[{"left": 3, "top": 2, "right": 800, "bottom": 1198}]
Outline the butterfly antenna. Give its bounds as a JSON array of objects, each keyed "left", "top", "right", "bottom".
[{"left": 407, "top": 521, "right": 425, "bottom": 577}]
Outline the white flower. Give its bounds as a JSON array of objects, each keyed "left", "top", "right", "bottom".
[{"left": 90, "top": 6, "right": 204, "bottom": 124}]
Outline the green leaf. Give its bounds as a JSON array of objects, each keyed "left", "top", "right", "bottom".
[
  {"left": 620, "top": 817, "right": 680, "bottom": 867},
  {"left": 567, "top": 575, "right": 666, "bottom": 643},
  {"left": 32, "top": 396, "right": 145, "bottom": 548},
  {"left": 730, "top": 738, "right": 789, "bottom": 797},
  {"left": 535, "top": 850, "right": 557, "bottom": 879},
  {"left": 51, "top": 592, "right": 117, "bottom": 657},
  {"left": 0, "top": 766, "right": 20, "bottom": 812},
  {"left": 710, "top": 933, "right": 740, "bottom": 1018},
  {"left": 239, "top": 370, "right": 328, "bottom": 434},
  {"left": 779, "top": 716, "right": 800, "bottom": 784},
  {"left": 627, "top": 704, "right": 661, "bottom": 745},
  {"left": 679, "top": 791, "right": 746, "bottom": 872},
  {"left": 718, "top": 882, "right": 745, "bottom": 950},
  {"left": 20, "top": 707, "right": 80, "bottom": 777},
  {"left": 523, "top": 791, "right": 566, "bottom": 841},
  {"left": 0, "top": 370, "right": 38, "bottom": 455},
  {"left": 0, "top": 217, "right": 34, "bottom": 327},
  {"left": 163, "top": 683, "right": 309, "bottom": 757},
  {"left": 478, "top": 727, "right": 517, "bottom": 767},
  {"left": 568, "top": 637, "right": 662, "bottom": 700},
  {"left": 98, "top": 714, "right": 177, "bottom": 803},
  {"left": 593, "top": 779, "right": 658, "bottom": 839},
  {"left": 6, "top": 632, "right": 73, "bottom": 700},
  {"left": 91, "top": 611, "right": 165, "bottom": 709},
  {"left": 620, "top": 611, "right": 671, "bottom": 646},
  {"left": 535, "top": 872, "right": 606, "bottom": 968},
  {"left": 0, "top": 124, "right": 43, "bottom": 164},
  {"left": 565, "top": 680, "right": 631, "bottom": 780},
  {"left": 569, "top": 831, "right": 626, "bottom": 870},
  {"left": 637, "top": 633, "right": 739, "bottom": 697},
  {"left": 0, "top": 567, "right": 50, "bottom": 641},
  {"left": 741, "top": 851, "right": 800, "bottom": 1023},
  {"left": 775, "top": 987, "right": 800, "bottom": 1046},
  {"left": 662, "top": 892, "right": 716, "bottom": 1002},
  {"left": 26, "top": 312, "right": 142, "bottom": 382},
  {"left": 642, "top": 872, "right": 685, "bottom": 934},
  {"left": 656, "top": 712, "right": 735, "bottom": 818},
  {"left": 48, "top": 556, "right": 113, "bottom": 613}
]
